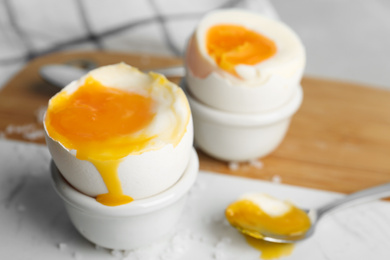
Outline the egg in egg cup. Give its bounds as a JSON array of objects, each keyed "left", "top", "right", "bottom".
[
  {"left": 44, "top": 63, "right": 198, "bottom": 249},
  {"left": 184, "top": 9, "right": 305, "bottom": 161}
]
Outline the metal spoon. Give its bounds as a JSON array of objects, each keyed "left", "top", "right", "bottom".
[
  {"left": 40, "top": 64, "right": 185, "bottom": 89},
  {"left": 240, "top": 182, "right": 390, "bottom": 243}
]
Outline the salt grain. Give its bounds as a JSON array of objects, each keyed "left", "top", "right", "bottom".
[
  {"left": 249, "top": 159, "right": 263, "bottom": 169},
  {"left": 4, "top": 124, "right": 45, "bottom": 141},
  {"left": 272, "top": 175, "right": 282, "bottom": 184},
  {"left": 23, "top": 130, "right": 45, "bottom": 140},
  {"left": 111, "top": 249, "right": 123, "bottom": 257},
  {"left": 35, "top": 106, "right": 47, "bottom": 123},
  {"left": 228, "top": 161, "right": 239, "bottom": 171}
]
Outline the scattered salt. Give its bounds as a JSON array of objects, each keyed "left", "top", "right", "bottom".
[
  {"left": 35, "top": 105, "right": 47, "bottom": 123},
  {"left": 23, "top": 129, "right": 45, "bottom": 140},
  {"left": 228, "top": 161, "right": 239, "bottom": 171},
  {"left": 4, "top": 124, "right": 45, "bottom": 141},
  {"left": 272, "top": 175, "right": 282, "bottom": 184},
  {"left": 6, "top": 124, "right": 34, "bottom": 134},
  {"left": 111, "top": 249, "right": 123, "bottom": 257},
  {"left": 249, "top": 159, "right": 263, "bottom": 169}
]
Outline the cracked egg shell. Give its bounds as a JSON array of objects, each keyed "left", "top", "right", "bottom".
[
  {"left": 185, "top": 9, "right": 305, "bottom": 113},
  {"left": 44, "top": 63, "right": 193, "bottom": 206}
]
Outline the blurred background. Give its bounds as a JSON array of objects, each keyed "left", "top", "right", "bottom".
[
  {"left": 272, "top": 0, "right": 390, "bottom": 90},
  {"left": 0, "top": 0, "right": 389, "bottom": 89}
]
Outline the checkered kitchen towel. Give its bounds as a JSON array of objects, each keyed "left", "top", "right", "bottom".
[{"left": 0, "top": 0, "right": 278, "bottom": 88}]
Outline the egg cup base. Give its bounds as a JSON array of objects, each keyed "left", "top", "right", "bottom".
[
  {"left": 187, "top": 86, "right": 303, "bottom": 162},
  {"left": 50, "top": 148, "right": 199, "bottom": 250}
]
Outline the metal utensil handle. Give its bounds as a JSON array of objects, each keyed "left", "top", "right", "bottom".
[{"left": 317, "top": 182, "right": 390, "bottom": 219}]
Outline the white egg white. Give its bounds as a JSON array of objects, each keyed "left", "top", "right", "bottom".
[{"left": 240, "top": 193, "right": 292, "bottom": 217}]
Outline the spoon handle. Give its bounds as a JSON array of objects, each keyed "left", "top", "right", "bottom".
[{"left": 317, "top": 182, "right": 390, "bottom": 219}]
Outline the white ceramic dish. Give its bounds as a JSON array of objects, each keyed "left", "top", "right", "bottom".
[
  {"left": 50, "top": 148, "right": 199, "bottom": 250},
  {"left": 186, "top": 85, "right": 303, "bottom": 162},
  {"left": 185, "top": 67, "right": 303, "bottom": 114}
]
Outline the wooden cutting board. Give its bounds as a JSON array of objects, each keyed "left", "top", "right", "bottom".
[{"left": 1, "top": 50, "right": 390, "bottom": 194}]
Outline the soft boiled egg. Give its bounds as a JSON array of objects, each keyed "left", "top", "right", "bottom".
[
  {"left": 44, "top": 63, "right": 193, "bottom": 206},
  {"left": 225, "top": 193, "right": 311, "bottom": 238},
  {"left": 185, "top": 9, "right": 305, "bottom": 113}
]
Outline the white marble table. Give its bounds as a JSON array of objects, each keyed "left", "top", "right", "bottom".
[{"left": 1, "top": 139, "right": 390, "bottom": 260}]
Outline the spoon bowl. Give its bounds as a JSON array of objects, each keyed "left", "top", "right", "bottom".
[{"left": 237, "top": 182, "right": 390, "bottom": 243}]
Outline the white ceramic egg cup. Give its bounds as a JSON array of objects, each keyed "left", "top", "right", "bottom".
[
  {"left": 50, "top": 148, "right": 199, "bottom": 250},
  {"left": 184, "top": 84, "right": 303, "bottom": 162}
]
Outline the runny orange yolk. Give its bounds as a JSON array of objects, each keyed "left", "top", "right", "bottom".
[
  {"left": 245, "top": 235, "right": 294, "bottom": 260},
  {"left": 45, "top": 76, "right": 156, "bottom": 206},
  {"left": 226, "top": 199, "right": 311, "bottom": 259},
  {"left": 226, "top": 199, "right": 311, "bottom": 237},
  {"left": 206, "top": 24, "right": 277, "bottom": 77}
]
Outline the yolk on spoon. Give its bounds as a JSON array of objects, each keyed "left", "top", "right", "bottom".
[
  {"left": 226, "top": 197, "right": 311, "bottom": 259},
  {"left": 206, "top": 24, "right": 277, "bottom": 77},
  {"left": 45, "top": 76, "right": 156, "bottom": 206},
  {"left": 226, "top": 199, "right": 311, "bottom": 237}
]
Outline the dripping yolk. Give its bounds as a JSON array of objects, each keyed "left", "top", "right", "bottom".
[
  {"left": 245, "top": 235, "right": 294, "bottom": 260},
  {"left": 226, "top": 199, "right": 311, "bottom": 238},
  {"left": 206, "top": 24, "right": 277, "bottom": 77},
  {"left": 45, "top": 76, "right": 156, "bottom": 206}
]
